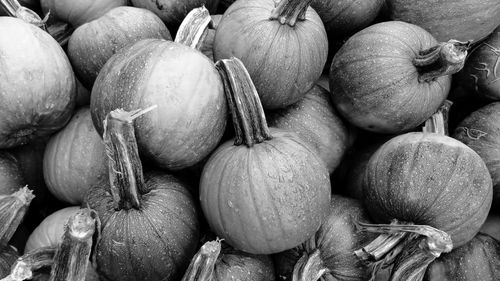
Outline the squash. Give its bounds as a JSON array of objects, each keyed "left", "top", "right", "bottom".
[
  {"left": 453, "top": 102, "right": 500, "bottom": 208},
  {"left": 330, "top": 21, "right": 470, "bottom": 133},
  {"left": 456, "top": 26, "right": 500, "bottom": 100},
  {"left": 68, "top": 6, "right": 172, "bottom": 89},
  {"left": 40, "top": 0, "right": 127, "bottom": 28},
  {"left": 267, "top": 85, "right": 352, "bottom": 173},
  {"left": 0, "top": 17, "right": 76, "bottom": 149},
  {"left": 0, "top": 152, "right": 25, "bottom": 196},
  {"left": 424, "top": 233, "right": 500, "bottom": 280},
  {"left": 386, "top": 0, "right": 500, "bottom": 42},
  {"left": 90, "top": 7, "right": 226, "bottom": 171},
  {"left": 214, "top": 0, "right": 328, "bottom": 109},
  {"left": 200, "top": 58, "right": 331, "bottom": 254},
  {"left": 43, "top": 107, "right": 108, "bottom": 205},
  {"left": 85, "top": 108, "right": 200, "bottom": 281}
]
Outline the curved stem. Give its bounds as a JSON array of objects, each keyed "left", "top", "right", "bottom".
[
  {"left": 1, "top": 247, "right": 57, "bottom": 281},
  {"left": 292, "top": 249, "right": 329, "bottom": 281},
  {"left": 269, "top": 0, "right": 313, "bottom": 27},
  {"left": 181, "top": 240, "right": 222, "bottom": 281},
  {"left": 422, "top": 100, "right": 452, "bottom": 135},
  {"left": 414, "top": 40, "right": 471, "bottom": 82},
  {"left": 215, "top": 58, "right": 272, "bottom": 147},
  {"left": 0, "top": 186, "right": 34, "bottom": 248},
  {"left": 389, "top": 238, "right": 437, "bottom": 281},
  {"left": 103, "top": 106, "right": 157, "bottom": 211},
  {"left": 0, "top": 0, "right": 47, "bottom": 29},
  {"left": 175, "top": 6, "right": 212, "bottom": 50}
]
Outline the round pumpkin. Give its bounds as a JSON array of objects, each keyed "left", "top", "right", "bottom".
[
  {"left": 214, "top": 0, "right": 328, "bottom": 109},
  {"left": 267, "top": 85, "right": 351, "bottom": 173},
  {"left": 0, "top": 152, "right": 24, "bottom": 196},
  {"left": 43, "top": 107, "right": 108, "bottom": 205},
  {"left": 40, "top": 0, "right": 127, "bottom": 27},
  {"left": 330, "top": 21, "right": 469, "bottom": 133},
  {"left": 0, "top": 17, "right": 76, "bottom": 149},
  {"left": 68, "top": 6, "right": 172, "bottom": 89},
  {"left": 386, "top": 0, "right": 500, "bottom": 42}
]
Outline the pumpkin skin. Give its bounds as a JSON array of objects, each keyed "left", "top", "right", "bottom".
[
  {"left": 43, "top": 107, "right": 108, "bottom": 205},
  {"left": 0, "top": 17, "right": 76, "bottom": 149},
  {"left": 386, "top": 0, "right": 500, "bottom": 42},
  {"left": 213, "top": 0, "right": 328, "bottom": 109},
  {"left": 90, "top": 39, "right": 226, "bottom": 171},
  {"left": 200, "top": 128, "right": 331, "bottom": 255},
  {"left": 68, "top": 6, "right": 172, "bottom": 89},
  {"left": 424, "top": 233, "right": 500, "bottom": 280},
  {"left": 86, "top": 171, "right": 200, "bottom": 281},
  {"left": 0, "top": 152, "right": 24, "bottom": 196},
  {"left": 267, "top": 85, "right": 351, "bottom": 173},
  {"left": 41, "top": 0, "right": 127, "bottom": 28},
  {"left": 311, "top": 0, "right": 384, "bottom": 36},
  {"left": 330, "top": 21, "right": 452, "bottom": 133},
  {"left": 481, "top": 214, "right": 500, "bottom": 241},
  {"left": 456, "top": 27, "right": 500, "bottom": 100},
  {"left": 364, "top": 132, "right": 493, "bottom": 247},
  {"left": 0, "top": 246, "right": 18, "bottom": 278}
]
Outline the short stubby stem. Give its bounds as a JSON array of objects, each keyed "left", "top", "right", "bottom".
[
  {"left": 269, "top": 0, "right": 313, "bottom": 27},
  {"left": 181, "top": 239, "right": 222, "bottom": 281},
  {"left": 292, "top": 249, "right": 329, "bottom": 281},
  {"left": 1, "top": 247, "right": 57, "bottom": 281},
  {"left": 0, "top": 186, "right": 34, "bottom": 248},
  {"left": 175, "top": 6, "right": 212, "bottom": 50},
  {"left": 422, "top": 100, "right": 453, "bottom": 135}
]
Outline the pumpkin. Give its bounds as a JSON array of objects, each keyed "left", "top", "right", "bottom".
[
  {"left": 40, "top": 0, "right": 127, "bottom": 28},
  {"left": 0, "top": 152, "right": 25, "bottom": 196},
  {"left": 182, "top": 240, "right": 275, "bottom": 281},
  {"left": 91, "top": 7, "right": 226, "bottom": 171},
  {"left": 200, "top": 58, "right": 331, "bottom": 255},
  {"left": 481, "top": 214, "right": 500, "bottom": 241},
  {"left": 274, "top": 196, "right": 375, "bottom": 281},
  {"left": 330, "top": 21, "right": 470, "bottom": 133},
  {"left": 386, "top": 0, "right": 500, "bottom": 42},
  {"left": 130, "top": 0, "right": 219, "bottom": 29},
  {"left": 311, "top": 0, "right": 384, "bottom": 36},
  {"left": 0, "top": 17, "right": 76, "bottom": 149},
  {"left": 424, "top": 233, "right": 500, "bottom": 280},
  {"left": 456, "top": 26, "right": 500, "bottom": 100},
  {"left": 453, "top": 102, "right": 500, "bottom": 208},
  {"left": 86, "top": 108, "right": 200, "bottom": 281},
  {"left": 43, "top": 107, "right": 108, "bottom": 205},
  {"left": 199, "top": 14, "right": 222, "bottom": 62},
  {"left": 267, "top": 85, "right": 352, "bottom": 173},
  {"left": 68, "top": 6, "right": 172, "bottom": 89},
  {"left": 213, "top": 0, "right": 328, "bottom": 109},
  {"left": 0, "top": 246, "right": 18, "bottom": 278}
]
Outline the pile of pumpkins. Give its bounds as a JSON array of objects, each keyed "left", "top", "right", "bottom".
[{"left": 0, "top": 0, "right": 500, "bottom": 280}]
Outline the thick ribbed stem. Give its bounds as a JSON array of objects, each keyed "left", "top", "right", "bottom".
[
  {"left": 292, "top": 249, "right": 329, "bottom": 281},
  {"left": 103, "top": 106, "right": 156, "bottom": 210},
  {"left": 0, "top": 187, "right": 34, "bottom": 247},
  {"left": 181, "top": 240, "right": 222, "bottom": 281},
  {"left": 175, "top": 6, "right": 212, "bottom": 50},
  {"left": 1, "top": 247, "right": 57, "bottom": 281},
  {"left": 46, "top": 21, "right": 74, "bottom": 46},
  {"left": 414, "top": 40, "right": 471, "bottom": 82},
  {"left": 389, "top": 237, "right": 437, "bottom": 281},
  {"left": 422, "top": 100, "right": 453, "bottom": 135},
  {"left": 0, "top": 0, "right": 46, "bottom": 28},
  {"left": 269, "top": 0, "right": 313, "bottom": 27},
  {"left": 215, "top": 58, "right": 272, "bottom": 147}
]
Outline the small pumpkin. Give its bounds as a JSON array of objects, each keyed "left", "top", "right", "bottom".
[
  {"left": 0, "top": 16, "right": 76, "bottom": 149},
  {"left": 0, "top": 152, "right": 25, "bottom": 195},
  {"left": 267, "top": 85, "right": 352, "bottom": 173},
  {"left": 386, "top": 0, "right": 500, "bottom": 42},
  {"left": 200, "top": 58, "right": 331, "bottom": 255},
  {"left": 68, "top": 6, "right": 172, "bottom": 89},
  {"left": 330, "top": 21, "right": 470, "bottom": 133},
  {"left": 214, "top": 0, "right": 328, "bottom": 109},
  {"left": 43, "top": 107, "right": 108, "bottom": 205},
  {"left": 90, "top": 7, "right": 226, "bottom": 171}
]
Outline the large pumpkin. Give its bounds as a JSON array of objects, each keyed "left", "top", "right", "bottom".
[
  {"left": 330, "top": 21, "right": 469, "bottom": 133},
  {"left": 214, "top": 0, "right": 328, "bottom": 109}
]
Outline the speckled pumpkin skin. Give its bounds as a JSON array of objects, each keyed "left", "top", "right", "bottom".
[
  {"left": 86, "top": 172, "right": 199, "bottom": 281},
  {"left": 0, "top": 17, "right": 76, "bottom": 149},
  {"left": 90, "top": 39, "right": 226, "bottom": 171},
  {"left": 0, "top": 246, "right": 18, "bottom": 279},
  {"left": 386, "top": 0, "right": 500, "bottom": 42},
  {"left": 214, "top": 0, "right": 328, "bottom": 109},
  {"left": 200, "top": 128, "right": 331, "bottom": 254},
  {"left": 213, "top": 246, "right": 275, "bottom": 281},
  {"left": 0, "top": 152, "right": 24, "bottom": 196},
  {"left": 330, "top": 21, "right": 450, "bottom": 133},
  {"left": 68, "top": 6, "right": 171, "bottom": 89},
  {"left": 267, "top": 85, "right": 350, "bottom": 173},
  {"left": 424, "top": 233, "right": 500, "bottom": 281},
  {"left": 364, "top": 133, "right": 493, "bottom": 247}
]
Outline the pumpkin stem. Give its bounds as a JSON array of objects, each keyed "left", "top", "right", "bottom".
[
  {"left": 175, "top": 6, "right": 213, "bottom": 51},
  {"left": 388, "top": 237, "right": 440, "bottom": 281},
  {"left": 414, "top": 40, "right": 471, "bottom": 83},
  {"left": 103, "top": 106, "right": 157, "bottom": 211},
  {"left": 215, "top": 57, "right": 272, "bottom": 147},
  {"left": 292, "top": 249, "right": 329, "bottom": 281},
  {"left": 0, "top": 186, "right": 34, "bottom": 248},
  {"left": 46, "top": 21, "right": 74, "bottom": 46},
  {"left": 422, "top": 100, "right": 452, "bottom": 135},
  {"left": 269, "top": 0, "right": 313, "bottom": 27},
  {"left": 48, "top": 209, "right": 99, "bottom": 281},
  {"left": 0, "top": 0, "right": 47, "bottom": 29},
  {"left": 180, "top": 239, "right": 222, "bottom": 281},
  {"left": 2, "top": 247, "right": 57, "bottom": 281}
]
